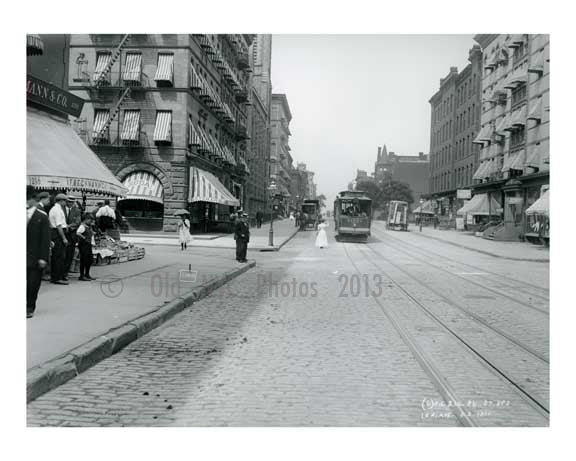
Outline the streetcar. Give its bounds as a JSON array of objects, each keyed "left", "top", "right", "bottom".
[
  {"left": 300, "top": 199, "right": 320, "bottom": 230},
  {"left": 386, "top": 200, "right": 409, "bottom": 231},
  {"left": 333, "top": 190, "right": 372, "bottom": 241}
]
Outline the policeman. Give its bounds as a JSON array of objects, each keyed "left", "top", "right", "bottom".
[{"left": 234, "top": 212, "right": 250, "bottom": 263}]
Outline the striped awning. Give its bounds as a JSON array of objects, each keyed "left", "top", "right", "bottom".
[
  {"left": 188, "top": 118, "right": 201, "bottom": 147},
  {"left": 190, "top": 64, "right": 202, "bottom": 90},
  {"left": 155, "top": 54, "right": 174, "bottom": 83},
  {"left": 93, "top": 53, "right": 112, "bottom": 82},
  {"left": 495, "top": 113, "right": 510, "bottom": 135},
  {"left": 527, "top": 97, "right": 543, "bottom": 121},
  {"left": 508, "top": 34, "right": 525, "bottom": 47},
  {"left": 473, "top": 124, "right": 492, "bottom": 144},
  {"left": 196, "top": 125, "right": 212, "bottom": 154},
  {"left": 528, "top": 51, "right": 545, "bottom": 74},
  {"left": 188, "top": 167, "right": 240, "bottom": 206},
  {"left": 27, "top": 107, "right": 127, "bottom": 197},
  {"left": 511, "top": 105, "right": 527, "bottom": 126},
  {"left": 457, "top": 194, "right": 502, "bottom": 216},
  {"left": 153, "top": 111, "right": 172, "bottom": 142},
  {"left": 119, "top": 171, "right": 164, "bottom": 204},
  {"left": 525, "top": 190, "right": 549, "bottom": 216},
  {"left": 224, "top": 146, "right": 237, "bottom": 166},
  {"left": 27, "top": 34, "right": 44, "bottom": 56},
  {"left": 123, "top": 53, "right": 142, "bottom": 82},
  {"left": 525, "top": 144, "right": 549, "bottom": 168},
  {"left": 121, "top": 110, "right": 140, "bottom": 142},
  {"left": 509, "top": 149, "right": 526, "bottom": 170},
  {"left": 92, "top": 109, "right": 110, "bottom": 140}
]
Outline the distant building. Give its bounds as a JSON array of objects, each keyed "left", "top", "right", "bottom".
[
  {"left": 374, "top": 145, "right": 430, "bottom": 202},
  {"left": 246, "top": 35, "right": 272, "bottom": 217},
  {"left": 472, "top": 34, "right": 549, "bottom": 240},
  {"left": 428, "top": 45, "right": 483, "bottom": 223},
  {"left": 270, "top": 93, "right": 293, "bottom": 215}
]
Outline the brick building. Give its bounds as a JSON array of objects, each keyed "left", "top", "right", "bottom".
[
  {"left": 67, "top": 34, "right": 254, "bottom": 232},
  {"left": 270, "top": 93, "right": 294, "bottom": 216},
  {"left": 245, "top": 34, "right": 273, "bottom": 217},
  {"left": 471, "top": 34, "right": 549, "bottom": 241},
  {"left": 428, "top": 45, "right": 483, "bottom": 222},
  {"left": 374, "top": 145, "right": 430, "bottom": 202}
]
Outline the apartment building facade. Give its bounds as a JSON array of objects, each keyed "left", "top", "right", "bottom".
[{"left": 68, "top": 34, "right": 253, "bottom": 232}]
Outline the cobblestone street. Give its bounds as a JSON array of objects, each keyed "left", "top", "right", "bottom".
[{"left": 27, "top": 223, "right": 549, "bottom": 426}]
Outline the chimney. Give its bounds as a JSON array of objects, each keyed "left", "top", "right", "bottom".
[{"left": 377, "top": 146, "right": 382, "bottom": 161}]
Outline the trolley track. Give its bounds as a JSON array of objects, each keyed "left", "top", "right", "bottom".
[
  {"left": 340, "top": 243, "right": 477, "bottom": 426},
  {"left": 356, "top": 242, "right": 549, "bottom": 416},
  {"left": 370, "top": 228, "right": 549, "bottom": 316},
  {"left": 375, "top": 226, "right": 549, "bottom": 300},
  {"left": 341, "top": 241, "right": 549, "bottom": 424}
]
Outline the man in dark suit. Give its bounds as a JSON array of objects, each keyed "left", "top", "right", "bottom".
[
  {"left": 27, "top": 192, "right": 51, "bottom": 318},
  {"left": 234, "top": 212, "right": 250, "bottom": 263},
  {"left": 64, "top": 195, "right": 81, "bottom": 279}
]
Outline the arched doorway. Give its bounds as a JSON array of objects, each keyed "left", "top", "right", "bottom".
[{"left": 117, "top": 171, "right": 164, "bottom": 231}]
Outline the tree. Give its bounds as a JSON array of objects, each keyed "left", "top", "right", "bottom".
[{"left": 356, "top": 178, "right": 415, "bottom": 209}]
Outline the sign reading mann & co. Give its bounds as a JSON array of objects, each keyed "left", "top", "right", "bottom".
[{"left": 26, "top": 74, "right": 84, "bottom": 118}]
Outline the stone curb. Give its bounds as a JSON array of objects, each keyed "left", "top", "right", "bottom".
[
  {"left": 26, "top": 260, "right": 256, "bottom": 403},
  {"left": 414, "top": 231, "right": 550, "bottom": 263}
]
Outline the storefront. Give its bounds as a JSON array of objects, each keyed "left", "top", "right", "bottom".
[
  {"left": 456, "top": 193, "right": 503, "bottom": 232},
  {"left": 117, "top": 171, "right": 164, "bottom": 231},
  {"left": 188, "top": 167, "right": 240, "bottom": 233},
  {"left": 27, "top": 75, "right": 127, "bottom": 199},
  {"left": 524, "top": 186, "right": 549, "bottom": 245}
]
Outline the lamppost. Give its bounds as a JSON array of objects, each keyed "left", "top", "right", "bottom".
[
  {"left": 268, "top": 181, "right": 277, "bottom": 246},
  {"left": 419, "top": 198, "right": 424, "bottom": 232}
]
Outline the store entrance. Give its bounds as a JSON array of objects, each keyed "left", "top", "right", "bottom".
[{"left": 117, "top": 199, "right": 164, "bottom": 232}]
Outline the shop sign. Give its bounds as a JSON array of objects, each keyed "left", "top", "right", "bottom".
[
  {"left": 27, "top": 174, "right": 126, "bottom": 196},
  {"left": 26, "top": 74, "right": 84, "bottom": 117},
  {"left": 508, "top": 197, "right": 524, "bottom": 205},
  {"left": 456, "top": 217, "right": 465, "bottom": 230},
  {"left": 457, "top": 189, "right": 472, "bottom": 200}
]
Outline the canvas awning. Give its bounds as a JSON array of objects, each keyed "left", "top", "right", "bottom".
[
  {"left": 528, "top": 51, "right": 545, "bottom": 74},
  {"left": 457, "top": 194, "right": 502, "bottom": 216},
  {"left": 155, "top": 54, "right": 174, "bottom": 84},
  {"left": 93, "top": 53, "right": 112, "bottom": 82},
  {"left": 118, "top": 171, "right": 163, "bottom": 204},
  {"left": 27, "top": 34, "right": 44, "bottom": 56},
  {"left": 153, "top": 111, "right": 172, "bottom": 142},
  {"left": 123, "top": 53, "right": 142, "bottom": 82},
  {"left": 525, "top": 190, "right": 549, "bottom": 216},
  {"left": 188, "top": 167, "right": 240, "bottom": 206},
  {"left": 188, "top": 117, "right": 201, "bottom": 147},
  {"left": 121, "top": 110, "right": 140, "bottom": 142},
  {"left": 413, "top": 200, "right": 434, "bottom": 215},
  {"left": 509, "top": 149, "right": 526, "bottom": 170},
  {"left": 27, "top": 107, "right": 127, "bottom": 196},
  {"left": 525, "top": 143, "right": 549, "bottom": 168},
  {"left": 527, "top": 97, "right": 543, "bottom": 121}
]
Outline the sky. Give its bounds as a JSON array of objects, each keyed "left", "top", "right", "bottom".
[{"left": 270, "top": 34, "right": 476, "bottom": 204}]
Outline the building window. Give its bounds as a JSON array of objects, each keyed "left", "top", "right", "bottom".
[
  {"left": 513, "top": 41, "right": 527, "bottom": 63},
  {"left": 510, "top": 126, "right": 526, "bottom": 149},
  {"left": 511, "top": 83, "right": 527, "bottom": 107}
]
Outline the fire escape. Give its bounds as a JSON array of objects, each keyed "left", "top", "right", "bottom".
[{"left": 92, "top": 34, "right": 136, "bottom": 144}]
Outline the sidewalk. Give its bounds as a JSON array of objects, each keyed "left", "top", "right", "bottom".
[
  {"left": 27, "top": 245, "right": 256, "bottom": 401},
  {"left": 121, "top": 218, "right": 300, "bottom": 251},
  {"left": 377, "top": 223, "right": 549, "bottom": 262}
]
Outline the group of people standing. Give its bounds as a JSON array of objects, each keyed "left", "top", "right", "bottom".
[{"left": 26, "top": 193, "right": 119, "bottom": 318}]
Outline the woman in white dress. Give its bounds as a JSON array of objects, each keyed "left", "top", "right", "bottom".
[
  {"left": 315, "top": 219, "right": 329, "bottom": 249},
  {"left": 177, "top": 215, "right": 192, "bottom": 250}
]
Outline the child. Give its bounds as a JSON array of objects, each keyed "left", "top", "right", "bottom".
[{"left": 77, "top": 214, "right": 96, "bottom": 281}]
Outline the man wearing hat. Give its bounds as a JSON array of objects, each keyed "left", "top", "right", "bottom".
[
  {"left": 63, "top": 195, "right": 82, "bottom": 279},
  {"left": 49, "top": 193, "right": 70, "bottom": 285},
  {"left": 234, "top": 212, "right": 250, "bottom": 263},
  {"left": 27, "top": 192, "right": 51, "bottom": 318}
]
